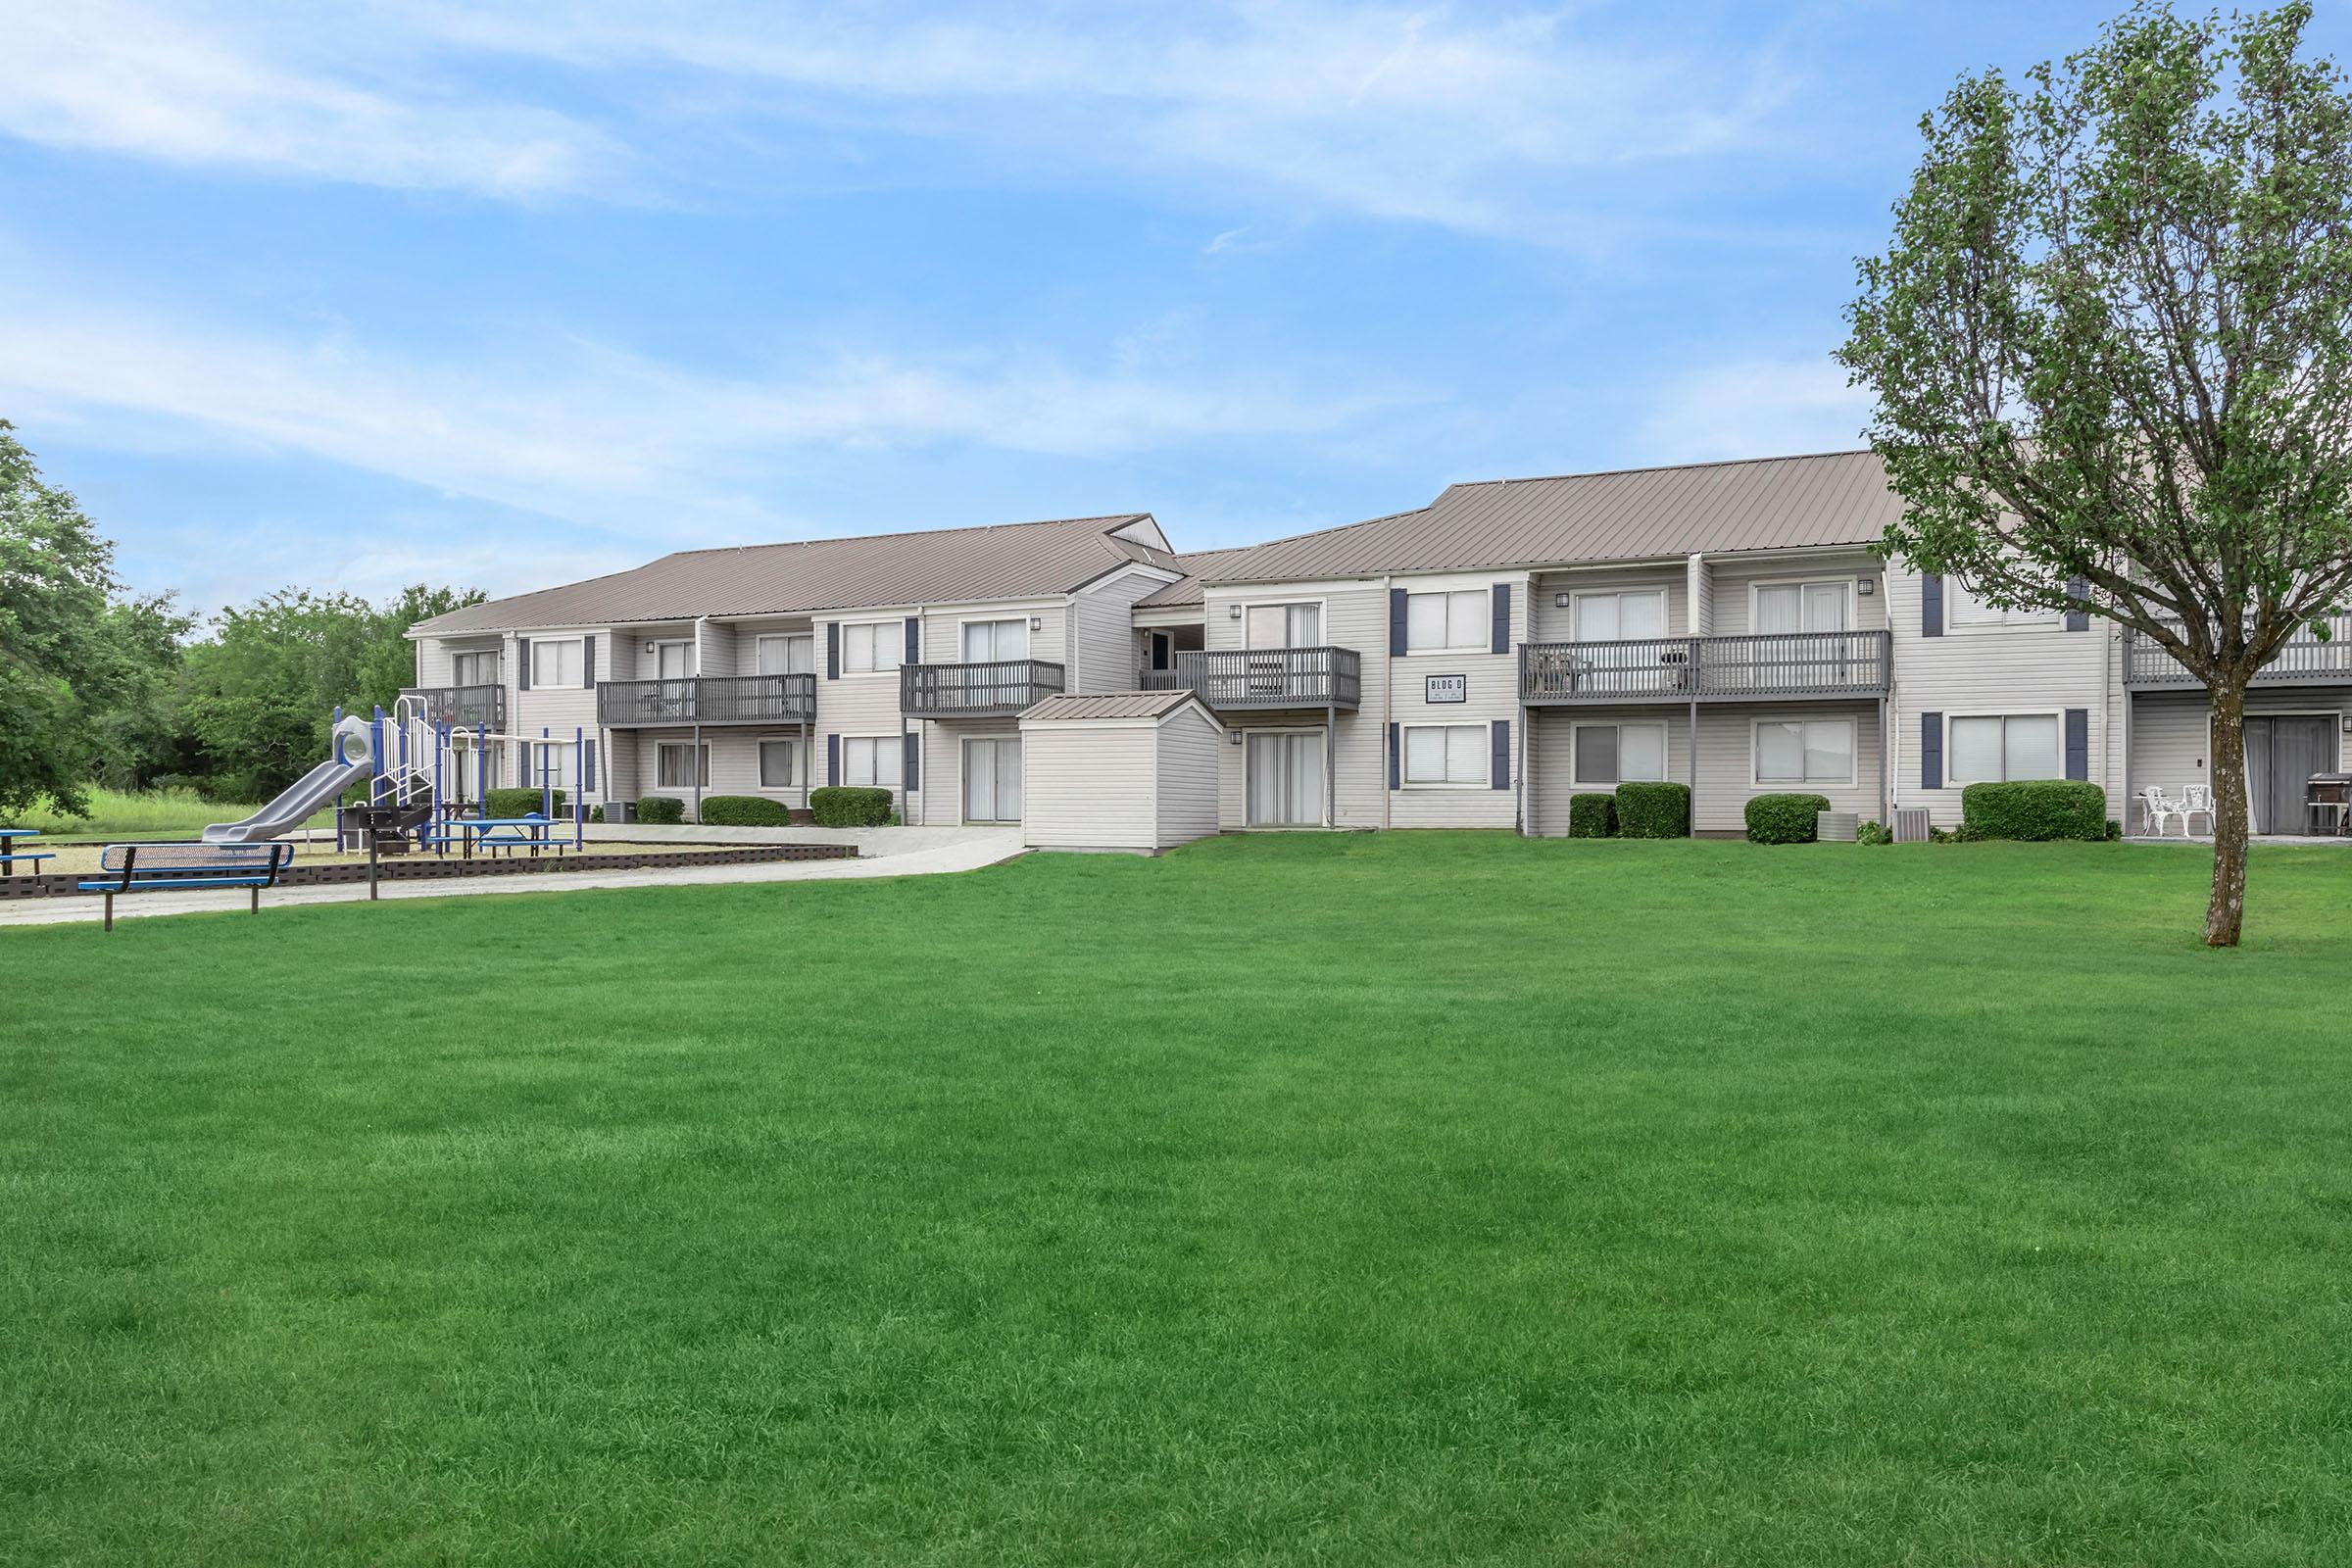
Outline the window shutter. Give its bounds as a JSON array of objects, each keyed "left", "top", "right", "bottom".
[
  {"left": 1491, "top": 719, "right": 1510, "bottom": 790},
  {"left": 516, "top": 637, "right": 532, "bottom": 690},
  {"left": 581, "top": 636, "right": 596, "bottom": 688},
  {"left": 1921, "top": 574, "right": 1943, "bottom": 637},
  {"left": 582, "top": 739, "right": 598, "bottom": 793},
  {"left": 826, "top": 733, "right": 840, "bottom": 787},
  {"left": 1390, "top": 588, "right": 1407, "bottom": 656},
  {"left": 2064, "top": 709, "right": 2089, "bottom": 780},
  {"left": 905, "top": 616, "right": 920, "bottom": 665},
  {"left": 1921, "top": 711, "right": 1943, "bottom": 791},
  {"left": 826, "top": 623, "right": 840, "bottom": 680},
  {"left": 904, "top": 733, "right": 920, "bottom": 792},
  {"left": 1388, "top": 722, "right": 1399, "bottom": 790},
  {"left": 2064, "top": 576, "right": 2089, "bottom": 631},
  {"left": 1490, "top": 583, "right": 1511, "bottom": 655}
]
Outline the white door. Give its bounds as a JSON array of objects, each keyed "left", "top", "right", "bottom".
[
  {"left": 1246, "top": 732, "right": 1326, "bottom": 826},
  {"left": 963, "top": 737, "right": 1024, "bottom": 823}
]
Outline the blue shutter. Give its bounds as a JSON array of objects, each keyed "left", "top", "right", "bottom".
[
  {"left": 1921, "top": 711, "right": 1943, "bottom": 791},
  {"left": 582, "top": 739, "right": 598, "bottom": 793},
  {"left": 581, "top": 636, "right": 596, "bottom": 688},
  {"left": 1490, "top": 583, "right": 1511, "bottom": 655},
  {"left": 826, "top": 623, "right": 839, "bottom": 680},
  {"left": 1390, "top": 588, "right": 1408, "bottom": 655},
  {"left": 516, "top": 637, "right": 531, "bottom": 690},
  {"left": 1921, "top": 574, "right": 1943, "bottom": 637},
  {"left": 904, "top": 733, "right": 920, "bottom": 792},
  {"left": 1491, "top": 719, "right": 1510, "bottom": 790},
  {"left": 2064, "top": 576, "right": 2089, "bottom": 631},
  {"left": 2064, "top": 709, "right": 2089, "bottom": 780},
  {"left": 905, "top": 616, "right": 920, "bottom": 665},
  {"left": 1388, "top": 722, "right": 1400, "bottom": 790},
  {"left": 826, "top": 733, "right": 839, "bottom": 786}
]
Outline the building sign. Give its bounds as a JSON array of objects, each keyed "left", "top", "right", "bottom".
[{"left": 1425, "top": 674, "right": 1467, "bottom": 704}]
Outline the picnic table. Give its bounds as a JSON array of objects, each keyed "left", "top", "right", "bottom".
[
  {"left": 423, "top": 814, "right": 575, "bottom": 860},
  {"left": 0, "top": 827, "right": 51, "bottom": 879}
]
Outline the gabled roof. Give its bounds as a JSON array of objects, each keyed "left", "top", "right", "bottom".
[
  {"left": 414, "top": 513, "right": 1176, "bottom": 635},
  {"left": 1021, "top": 690, "right": 1210, "bottom": 722},
  {"left": 1134, "top": 547, "right": 1261, "bottom": 610},
  {"left": 1195, "top": 452, "right": 1896, "bottom": 585}
]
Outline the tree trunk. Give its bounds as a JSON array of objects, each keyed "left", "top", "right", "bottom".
[{"left": 2203, "top": 680, "right": 2250, "bottom": 948}]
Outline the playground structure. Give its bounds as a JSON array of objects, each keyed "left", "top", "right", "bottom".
[{"left": 202, "top": 697, "right": 595, "bottom": 858}]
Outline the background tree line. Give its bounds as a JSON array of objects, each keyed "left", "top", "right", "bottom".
[{"left": 0, "top": 420, "right": 481, "bottom": 817}]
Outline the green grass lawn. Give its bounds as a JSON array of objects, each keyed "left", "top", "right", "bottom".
[
  {"left": 6, "top": 834, "right": 2351, "bottom": 1564},
  {"left": 10, "top": 786, "right": 334, "bottom": 843}
]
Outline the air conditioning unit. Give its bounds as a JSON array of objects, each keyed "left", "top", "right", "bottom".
[
  {"left": 1816, "top": 810, "right": 1859, "bottom": 843},
  {"left": 1892, "top": 807, "right": 1933, "bottom": 843}
]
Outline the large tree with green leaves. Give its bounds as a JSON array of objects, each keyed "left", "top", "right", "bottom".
[{"left": 1839, "top": 1, "right": 2352, "bottom": 947}]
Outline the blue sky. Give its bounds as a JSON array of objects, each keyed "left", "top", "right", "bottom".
[{"left": 5, "top": 1, "right": 2325, "bottom": 612}]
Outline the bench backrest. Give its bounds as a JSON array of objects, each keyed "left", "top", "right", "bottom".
[{"left": 100, "top": 842, "right": 293, "bottom": 875}]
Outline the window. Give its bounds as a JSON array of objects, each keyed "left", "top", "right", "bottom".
[
  {"left": 962, "top": 618, "right": 1030, "bottom": 662},
  {"left": 1754, "top": 580, "right": 1850, "bottom": 634},
  {"left": 755, "top": 634, "right": 814, "bottom": 677},
  {"left": 656, "top": 742, "right": 710, "bottom": 790},
  {"left": 842, "top": 621, "right": 903, "bottom": 674},
  {"left": 1245, "top": 602, "right": 1321, "bottom": 649},
  {"left": 1572, "top": 721, "right": 1667, "bottom": 786},
  {"left": 1949, "top": 714, "right": 2060, "bottom": 783},
  {"left": 1571, "top": 589, "right": 1665, "bottom": 642},
  {"left": 1949, "top": 577, "right": 2057, "bottom": 629},
  {"left": 450, "top": 649, "right": 496, "bottom": 686},
  {"left": 1402, "top": 723, "right": 1487, "bottom": 786},
  {"left": 842, "top": 735, "right": 902, "bottom": 788},
  {"left": 1754, "top": 718, "right": 1855, "bottom": 786},
  {"left": 1406, "top": 588, "right": 1490, "bottom": 652},
  {"left": 758, "top": 738, "right": 803, "bottom": 789},
  {"left": 650, "top": 640, "right": 694, "bottom": 680},
  {"left": 530, "top": 638, "right": 583, "bottom": 686}
]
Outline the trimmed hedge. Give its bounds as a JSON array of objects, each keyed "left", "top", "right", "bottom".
[
  {"left": 1745, "top": 792, "right": 1833, "bottom": 845},
  {"left": 485, "top": 786, "right": 565, "bottom": 817},
  {"left": 635, "top": 796, "right": 686, "bottom": 825},
  {"left": 1960, "top": 780, "right": 2109, "bottom": 842},
  {"left": 1567, "top": 793, "right": 1618, "bottom": 839},
  {"left": 698, "top": 794, "right": 794, "bottom": 827},
  {"left": 810, "top": 786, "right": 893, "bottom": 827},
  {"left": 1615, "top": 780, "right": 1690, "bottom": 839}
]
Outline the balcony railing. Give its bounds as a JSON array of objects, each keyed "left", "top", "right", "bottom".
[
  {"left": 901, "top": 659, "right": 1067, "bottom": 716},
  {"left": 1520, "top": 630, "right": 1891, "bottom": 704},
  {"left": 1137, "top": 646, "right": 1362, "bottom": 710},
  {"left": 597, "top": 673, "right": 816, "bottom": 726},
  {"left": 401, "top": 684, "right": 505, "bottom": 729},
  {"left": 2124, "top": 618, "right": 2352, "bottom": 688}
]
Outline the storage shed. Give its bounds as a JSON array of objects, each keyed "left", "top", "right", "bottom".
[{"left": 1019, "top": 691, "right": 1223, "bottom": 854}]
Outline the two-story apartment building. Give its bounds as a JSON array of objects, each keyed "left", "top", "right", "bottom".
[{"left": 410, "top": 452, "right": 2352, "bottom": 841}]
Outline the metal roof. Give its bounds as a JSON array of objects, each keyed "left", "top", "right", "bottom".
[
  {"left": 414, "top": 513, "right": 1175, "bottom": 635},
  {"left": 1021, "top": 691, "right": 1206, "bottom": 722},
  {"left": 1134, "top": 547, "right": 1260, "bottom": 609},
  {"left": 1199, "top": 452, "right": 1897, "bottom": 584}
]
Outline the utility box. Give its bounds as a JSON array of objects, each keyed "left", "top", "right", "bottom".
[
  {"left": 1892, "top": 807, "right": 1933, "bottom": 843},
  {"left": 1816, "top": 810, "right": 1859, "bottom": 843}
]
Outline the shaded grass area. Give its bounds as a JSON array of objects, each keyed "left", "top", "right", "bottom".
[
  {"left": 5, "top": 834, "right": 2351, "bottom": 1564},
  {"left": 10, "top": 786, "right": 333, "bottom": 842}
]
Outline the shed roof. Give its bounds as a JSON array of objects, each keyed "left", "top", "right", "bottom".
[
  {"left": 1020, "top": 690, "right": 1209, "bottom": 722},
  {"left": 414, "top": 513, "right": 1175, "bottom": 635}
]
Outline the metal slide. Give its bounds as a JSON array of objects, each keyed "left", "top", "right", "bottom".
[{"left": 202, "top": 716, "right": 376, "bottom": 845}]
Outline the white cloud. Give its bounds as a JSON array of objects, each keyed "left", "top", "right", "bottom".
[{"left": 1637, "top": 356, "right": 1872, "bottom": 464}]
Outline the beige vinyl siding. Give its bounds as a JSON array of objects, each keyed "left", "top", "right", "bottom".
[
  {"left": 1387, "top": 572, "right": 1529, "bottom": 829},
  {"left": 918, "top": 604, "right": 1064, "bottom": 664},
  {"left": 1884, "top": 566, "right": 2119, "bottom": 825},
  {"left": 508, "top": 628, "right": 612, "bottom": 801},
  {"left": 1530, "top": 567, "right": 1687, "bottom": 640},
  {"left": 1691, "top": 702, "right": 1885, "bottom": 834},
  {"left": 2127, "top": 688, "right": 2347, "bottom": 829},
  {"left": 696, "top": 619, "right": 734, "bottom": 676},
  {"left": 1204, "top": 583, "right": 1390, "bottom": 828},
  {"left": 1069, "top": 568, "right": 1167, "bottom": 692},
  {"left": 1022, "top": 722, "right": 1157, "bottom": 851},
  {"left": 1704, "top": 554, "right": 1887, "bottom": 636},
  {"left": 1155, "top": 709, "right": 1221, "bottom": 848},
  {"left": 918, "top": 718, "right": 1019, "bottom": 825},
  {"left": 1527, "top": 708, "right": 1694, "bottom": 836}
]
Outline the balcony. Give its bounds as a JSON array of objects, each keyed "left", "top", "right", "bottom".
[
  {"left": 401, "top": 684, "right": 505, "bottom": 729},
  {"left": 1137, "top": 646, "right": 1362, "bottom": 710},
  {"left": 901, "top": 659, "right": 1067, "bottom": 717},
  {"left": 2124, "top": 618, "right": 2352, "bottom": 689},
  {"left": 597, "top": 673, "right": 816, "bottom": 727},
  {"left": 1520, "top": 631, "right": 1891, "bottom": 705}
]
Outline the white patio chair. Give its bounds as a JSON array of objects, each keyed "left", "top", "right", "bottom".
[
  {"left": 2180, "top": 784, "right": 2216, "bottom": 836},
  {"left": 2137, "top": 787, "right": 2185, "bottom": 837}
]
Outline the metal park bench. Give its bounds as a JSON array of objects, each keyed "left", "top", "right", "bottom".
[
  {"left": 0, "top": 827, "right": 52, "bottom": 879},
  {"left": 79, "top": 842, "right": 294, "bottom": 931}
]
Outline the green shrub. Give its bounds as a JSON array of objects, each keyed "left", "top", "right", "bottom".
[
  {"left": 1856, "top": 818, "right": 1893, "bottom": 847},
  {"left": 1961, "top": 780, "right": 2108, "bottom": 842},
  {"left": 1744, "top": 792, "right": 1833, "bottom": 845},
  {"left": 698, "top": 795, "right": 794, "bottom": 827},
  {"left": 635, "top": 796, "right": 686, "bottom": 825},
  {"left": 1567, "top": 793, "right": 1617, "bottom": 839},
  {"left": 486, "top": 786, "right": 565, "bottom": 818},
  {"left": 1614, "top": 781, "right": 1690, "bottom": 839},
  {"left": 810, "top": 786, "right": 893, "bottom": 827},
  {"left": 588, "top": 805, "right": 605, "bottom": 824}
]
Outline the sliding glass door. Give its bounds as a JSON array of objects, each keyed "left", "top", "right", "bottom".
[
  {"left": 1246, "top": 731, "right": 1326, "bottom": 826},
  {"left": 962, "top": 737, "right": 1023, "bottom": 823}
]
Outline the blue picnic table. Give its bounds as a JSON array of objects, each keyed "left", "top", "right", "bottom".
[
  {"left": 0, "top": 827, "right": 51, "bottom": 878},
  {"left": 424, "top": 815, "right": 576, "bottom": 860}
]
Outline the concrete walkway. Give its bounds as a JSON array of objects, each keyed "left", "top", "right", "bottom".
[{"left": 0, "top": 827, "right": 1024, "bottom": 930}]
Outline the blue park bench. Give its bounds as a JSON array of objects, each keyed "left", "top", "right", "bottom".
[
  {"left": 80, "top": 842, "right": 294, "bottom": 932},
  {"left": 0, "top": 827, "right": 50, "bottom": 878}
]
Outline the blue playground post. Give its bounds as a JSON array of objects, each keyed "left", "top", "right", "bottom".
[
  {"left": 573, "top": 724, "right": 586, "bottom": 849},
  {"left": 540, "top": 726, "right": 553, "bottom": 819}
]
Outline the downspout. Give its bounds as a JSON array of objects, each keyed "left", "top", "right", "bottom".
[{"left": 1381, "top": 574, "right": 1394, "bottom": 831}]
